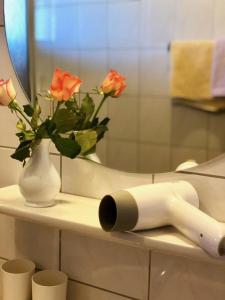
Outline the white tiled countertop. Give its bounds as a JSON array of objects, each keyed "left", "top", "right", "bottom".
[{"left": 0, "top": 185, "right": 224, "bottom": 265}]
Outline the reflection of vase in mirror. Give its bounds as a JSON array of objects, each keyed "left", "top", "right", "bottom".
[{"left": 4, "top": 0, "right": 225, "bottom": 173}]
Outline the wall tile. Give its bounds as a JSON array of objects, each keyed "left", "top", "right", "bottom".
[
  {"left": 208, "top": 113, "right": 225, "bottom": 151},
  {"left": 107, "top": 139, "right": 137, "bottom": 172},
  {"left": 51, "top": 3, "right": 79, "bottom": 50},
  {"left": 214, "top": 0, "right": 225, "bottom": 37},
  {"left": 0, "top": 29, "right": 28, "bottom": 147},
  {"left": 140, "top": 50, "right": 169, "bottom": 97},
  {"left": 150, "top": 251, "right": 225, "bottom": 300},
  {"left": 0, "top": 216, "right": 59, "bottom": 270},
  {"left": 108, "top": 1, "right": 140, "bottom": 48},
  {"left": 68, "top": 280, "right": 133, "bottom": 300},
  {"left": 139, "top": 144, "right": 171, "bottom": 173},
  {"left": 140, "top": 97, "right": 171, "bottom": 144},
  {"left": 96, "top": 139, "right": 107, "bottom": 166},
  {"left": 77, "top": 2, "right": 107, "bottom": 49},
  {"left": 175, "top": 0, "right": 214, "bottom": 39},
  {"left": 52, "top": 49, "right": 80, "bottom": 76},
  {"left": 0, "top": 147, "right": 21, "bottom": 187},
  {"left": 171, "top": 104, "right": 208, "bottom": 148},
  {"left": 171, "top": 146, "right": 207, "bottom": 171},
  {"left": 0, "top": 0, "right": 3, "bottom": 26},
  {"left": 79, "top": 50, "right": 107, "bottom": 91},
  {"left": 140, "top": 0, "right": 176, "bottom": 47},
  {"left": 61, "top": 231, "right": 149, "bottom": 299},
  {"left": 108, "top": 95, "right": 138, "bottom": 141},
  {"left": 109, "top": 49, "right": 139, "bottom": 95}
]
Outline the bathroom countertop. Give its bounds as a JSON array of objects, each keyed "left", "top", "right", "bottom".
[{"left": 0, "top": 185, "right": 223, "bottom": 264}]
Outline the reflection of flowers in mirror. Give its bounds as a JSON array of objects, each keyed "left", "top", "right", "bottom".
[{"left": 0, "top": 68, "right": 126, "bottom": 166}]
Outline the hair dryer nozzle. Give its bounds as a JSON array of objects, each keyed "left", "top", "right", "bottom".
[{"left": 99, "top": 190, "right": 138, "bottom": 232}]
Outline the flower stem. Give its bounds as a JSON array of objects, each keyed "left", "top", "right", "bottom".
[{"left": 92, "top": 94, "right": 107, "bottom": 123}]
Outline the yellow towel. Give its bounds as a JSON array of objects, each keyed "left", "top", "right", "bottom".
[{"left": 170, "top": 40, "right": 213, "bottom": 100}]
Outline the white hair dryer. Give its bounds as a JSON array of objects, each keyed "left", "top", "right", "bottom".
[{"left": 99, "top": 181, "right": 225, "bottom": 257}]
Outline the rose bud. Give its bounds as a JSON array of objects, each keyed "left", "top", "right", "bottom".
[
  {"left": 50, "top": 68, "right": 82, "bottom": 101},
  {"left": 101, "top": 69, "right": 126, "bottom": 97},
  {"left": 0, "top": 79, "right": 16, "bottom": 106}
]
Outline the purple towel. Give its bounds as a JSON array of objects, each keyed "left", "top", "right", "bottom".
[{"left": 212, "top": 38, "right": 225, "bottom": 97}]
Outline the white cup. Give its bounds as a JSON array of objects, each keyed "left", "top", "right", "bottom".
[
  {"left": 1, "top": 258, "right": 35, "bottom": 300},
  {"left": 32, "top": 270, "right": 68, "bottom": 300}
]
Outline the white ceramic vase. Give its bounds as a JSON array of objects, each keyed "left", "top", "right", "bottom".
[{"left": 19, "top": 139, "right": 61, "bottom": 207}]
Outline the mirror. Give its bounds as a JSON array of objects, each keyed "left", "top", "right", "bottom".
[{"left": 4, "top": 0, "right": 225, "bottom": 173}]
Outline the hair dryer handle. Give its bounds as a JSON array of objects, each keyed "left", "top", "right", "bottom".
[{"left": 169, "top": 198, "right": 225, "bottom": 257}]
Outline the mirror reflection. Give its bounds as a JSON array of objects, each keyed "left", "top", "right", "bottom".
[{"left": 5, "top": 0, "right": 225, "bottom": 173}]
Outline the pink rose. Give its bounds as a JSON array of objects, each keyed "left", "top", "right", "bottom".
[
  {"left": 0, "top": 79, "right": 16, "bottom": 106},
  {"left": 101, "top": 69, "right": 126, "bottom": 97},
  {"left": 50, "top": 68, "right": 82, "bottom": 101}
]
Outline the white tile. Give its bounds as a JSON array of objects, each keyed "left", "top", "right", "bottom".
[
  {"left": 61, "top": 231, "right": 149, "bottom": 299},
  {"left": 214, "top": 0, "right": 225, "bottom": 37},
  {"left": 13, "top": 220, "right": 59, "bottom": 269},
  {"left": 208, "top": 113, "right": 225, "bottom": 151},
  {"left": 171, "top": 146, "right": 207, "bottom": 170},
  {"left": 109, "top": 49, "right": 139, "bottom": 95},
  {"left": 96, "top": 139, "right": 107, "bottom": 166},
  {"left": 68, "top": 280, "right": 132, "bottom": 300},
  {"left": 140, "top": 50, "right": 169, "bottom": 96},
  {"left": 108, "top": 95, "right": 138, "bottom": 141},
  {"left": 150, "top": 251, "right": 225, "bottom": 300},
  {"left": 0, "top": 147, "right": 23, "bottom": 187},
  {"left": 108, "top": 1, "right": 140, "bottom": 48},
  {"left": 79, "top": 50, "right": 107, "bottom": 91},
  {"left": 139, "top": 143, "right": 171, "bottom": 173},
  {"left": 0, "top": 0, "right": 3, "bottom": 25},
  {"left": 140, "top": 97, "right": 171, "bottom": 144},
  {"left": 171, "top": 104, "right": 208, "bottom": 148},
  {"left": 52, "top": 50, "right": 80, "bottom": 77},
  {"left": 0, "top": 29, "right": 28, "bottom": 147},
  {"left": 207, "top": 149, "right": 223, "bottom": 161},
  {"left": 0, "top": 215, "right": 59, "bottom": 269},
  {"left": 175, "top": 0, "right": 214, "bottom": 39},
  {"left": 77, "top": 2, "right": 107, "bottom": 49},
  {"left": 140, "top": 0, "right": 176, "bottom": 47},
  {"left": 107, "top": 139, "right": 138, "bottom": 172},
  {"left": 51, "top": 4, "right": 79, "bottom": 49}
]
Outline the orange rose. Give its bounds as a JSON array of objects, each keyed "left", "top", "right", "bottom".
[
  {"left": 50, "top": 68, "right": 82, "bottom": 101},
  {"left": 101, "top": 69, "right": 126, "bottom": 97},
  {"left": 0, "top": 79, "right": 16, "bottom": 105}
]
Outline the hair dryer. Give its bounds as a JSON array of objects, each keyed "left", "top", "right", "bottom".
[{"left": 99, "top": 181, "right": 225, "bottom": 257}]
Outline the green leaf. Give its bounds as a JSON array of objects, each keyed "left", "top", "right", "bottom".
[
  {"left": 11, "top": 141, "right": 31, "bottom": 162},
  {"left": 23, "top": 104, "right": 34, "bottom": 117},
  {"left": 51, "top": 135, "right": 81, "bottom": 158},
  {"left": 31, "top": 98, "right": 41, "bottom": 129},
  {"left": 80, "top": 94, "right": 95, "bottom": 128},
  {"left": 36, "top": 119, "right": 56, "bottom": 139},
  {"left": 76, "top": 130, "right": 97, "bottom": 155},
  {"left": 95, "top": 124, "right": 108, "bottom": 142},
  {"left": 23, "top": 130, "right": 36, "bottom": 141},
  {"left": 16, "top": 119, "right": 26, "bottom": 131},
  {"left": 53, "top": 108, "right": 77, "bottom": 133}
]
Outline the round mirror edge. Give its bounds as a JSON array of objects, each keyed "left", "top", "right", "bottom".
[{"left": 3, "top": 0, "right": 30, "bottom": 103}]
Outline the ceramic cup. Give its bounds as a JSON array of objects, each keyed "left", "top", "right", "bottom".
[
  {"left": 1, "top": 258, "right": 35, "bottom": 300},
  {"left": 32, "top": 270, "right": 68, "bottom": 300}
]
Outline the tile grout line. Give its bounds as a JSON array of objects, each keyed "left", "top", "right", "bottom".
[
  {"left": 147, "top": 250, "right": 152, "bottom": 300},
  {"left": 68, "top": 278, "right": 139, "bottom": 300}
]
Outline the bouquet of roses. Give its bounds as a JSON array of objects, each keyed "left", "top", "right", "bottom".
[{"left": 0, "top": 69, "right": 126, "bottom": 165}]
